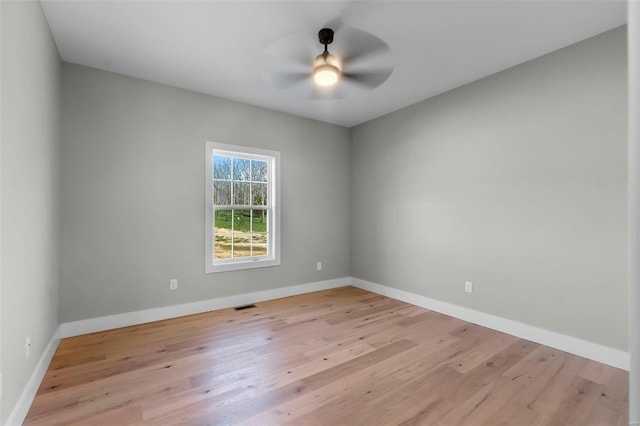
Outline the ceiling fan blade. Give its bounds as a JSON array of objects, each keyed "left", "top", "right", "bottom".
[
  {"left": 323, "top": 16, "right": 345, "bottom": 33},
  {"left": 263, "top": 72, "right": 309, "bottom": 90},
  {"left": 336, "top": 28, "right": 391, "bottom": 66},
  {"left": 263, "top": 31, "right": 317, "bottom": 68},
  {"left": 323, "top": 0, "right": 374, "bottom": 34},
  {"left": 343, "top": 68, "right": 393, "bottom": 89},
  {"left": 309, "top": 85, "right": 347, "bottom": 100}
]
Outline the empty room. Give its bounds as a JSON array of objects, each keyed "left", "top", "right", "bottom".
[{"left": 2, "top": 0, "right": 639, "bottom": 425}]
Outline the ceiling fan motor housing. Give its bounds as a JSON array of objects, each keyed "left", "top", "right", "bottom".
[{"left": 318, "top": 28, "right": 334, "bottom": 46}]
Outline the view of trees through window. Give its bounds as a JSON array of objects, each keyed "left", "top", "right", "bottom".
[{"left": 212, "top": 155, "right": 269, "bottom": 259}]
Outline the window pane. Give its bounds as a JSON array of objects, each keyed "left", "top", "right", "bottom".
[
  {"left": 213, "top": 156, "right": 232, "bottom": 180},
  {"left": 252, "top": 160, "right": 268, "bottom": 182},
  {"left": 233, "top": 158, "right": 250, "bottom": 181},
  {"left": 213, "top": 181, "right": 231, "bottom": 205},
  {"left": 233, "top": 183, "right": 250, "bottom": 205},
  {"left": 252, "top": 183, "right": 267, "bottom": 206},
  {"left": 233, "top": 210, "right": 251, "bottom": 232},
  {"left": 252, "top": 233, "right": 268, "bottom": 256},
  {"left": 251, "top": 209, "right": 267, "bottom": 233},
  {"left": 214, "top": 233, "right": 232, "bottom": 259},
  {"left": 214, "top": 210, "right": 233, "bottom": 232},
  {"left": 233, "top": 232, "right": 251, "bottom": 257}
]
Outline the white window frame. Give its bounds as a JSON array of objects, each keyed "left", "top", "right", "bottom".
[{"left": 205, "top": 141, "right": 281, "bottom": 273}]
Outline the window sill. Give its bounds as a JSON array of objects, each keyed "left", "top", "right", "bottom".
[{"left": 206, "top": 257, "right": 280, "bottom": 273}]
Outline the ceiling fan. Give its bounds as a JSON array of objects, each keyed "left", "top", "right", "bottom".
[{"left": 263, "top": 25, "right": 394, "bottom": 98}]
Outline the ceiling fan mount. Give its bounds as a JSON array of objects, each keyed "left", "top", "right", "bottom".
[{"left": 318, "top": 28, "right": 334, "bottom": 47}]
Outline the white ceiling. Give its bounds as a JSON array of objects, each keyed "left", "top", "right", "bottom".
[{"left": 41, "top": 0, "right": 627, "bottom": 128}]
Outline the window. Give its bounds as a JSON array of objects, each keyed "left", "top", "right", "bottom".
[{"left": 205, "top": 142, "right": 280, "bottom": 273}]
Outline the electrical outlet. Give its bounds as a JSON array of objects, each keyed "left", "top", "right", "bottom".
[
  {"left": 316, "top": 262, "right": 322, "bottom": 271},
  {"left": 465, "top": 281, "right": 473, "bottom": 293},
  {"left": 170, "top": 279, "right": 178, "bottom": 290},
  {"left": 25, "top": 336, "right": 31, "bottom": 359}
]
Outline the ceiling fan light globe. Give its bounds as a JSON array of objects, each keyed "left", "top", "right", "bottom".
[{"left": 313, "top": 65, "right": 339, "bottom": 87}]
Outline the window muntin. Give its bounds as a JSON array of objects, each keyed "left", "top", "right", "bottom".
[{"left": 205, "top": 142, "right": 280, "bottom": 273}]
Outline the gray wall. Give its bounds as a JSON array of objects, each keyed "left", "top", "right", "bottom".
[
  {"left": 0, "top": 1, "right": 60, "bottom": 422},
  {"left": 351, "top": 27, "right": 628, "bottom": 350},
  {"left": 59, "top": 63, "right": 351, "bottom": 322}
]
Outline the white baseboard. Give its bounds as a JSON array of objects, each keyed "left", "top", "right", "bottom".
[
  {"left": 60, "top": 277, "right": 350, "bottom": 338},
  {"left": 351, "top": 277, "right": 630, "bottom": 371},
  {"left": 6, "top": 325, "right": 61, "bottom": 426}
]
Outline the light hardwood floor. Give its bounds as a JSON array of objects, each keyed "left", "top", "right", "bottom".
[{"left": 25, "top": 286, "right": 628, "bottom": 425}]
